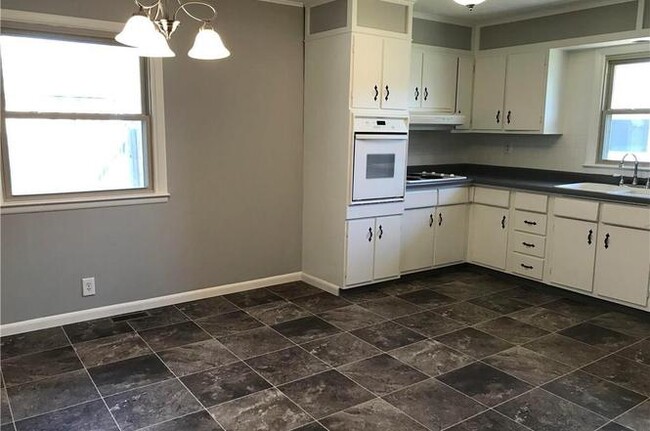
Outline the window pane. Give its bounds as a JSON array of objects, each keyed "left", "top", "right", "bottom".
[
  {"left": 602, "top": 113, "right": 650, "bottom": 162},
  {"left": 0, "top": 35, "right": 143, "bottom": 114},
  {"left": 610, "top": 60, "right": 650, "bottom": 110},
  {"left": 5, "top": 119, "right": 147, "bottom": 196}
]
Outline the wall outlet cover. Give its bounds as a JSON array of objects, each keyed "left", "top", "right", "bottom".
[{"left": 82, "top": 277, "right": 96, "bottom": 297}]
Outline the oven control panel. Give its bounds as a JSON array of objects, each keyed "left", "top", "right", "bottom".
[{"left": 353, "top": 117, "right": 408, "bottom": 134}]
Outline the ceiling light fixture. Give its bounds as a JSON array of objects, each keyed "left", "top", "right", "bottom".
[
  {"left": 116, "top": 0, "right": 231, "bottom": 60},
  {"left": 453, "top": 0, "right": 486, "bottom": 11}
]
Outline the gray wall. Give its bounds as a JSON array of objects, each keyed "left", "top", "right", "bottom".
[
  {"left": 412, "top": 18, "right": 472, "bottom": 50},
  {"left": 310, "top": 0, "right": 347, "bottom": 34},
  {"left": 0, "top": 0, "right": 305, "bottom": 323},
  {"left": 645, "top": 0, "right": 650, "bottom": 28}
]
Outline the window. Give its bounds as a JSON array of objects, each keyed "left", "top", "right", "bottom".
[{"left": 599, "top": 55, "right": 650, "bottom": 164}]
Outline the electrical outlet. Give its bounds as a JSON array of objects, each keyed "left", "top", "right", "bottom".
[
  {"left": 82, "top": 277, "right": 96, "bottom": 297},
  {"left": 504, "top": 143, "right": 513, "bottom": 154}
]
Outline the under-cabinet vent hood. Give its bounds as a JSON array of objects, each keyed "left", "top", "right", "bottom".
[{"left": 409, "top": 113, "right": 466, "bottom": 130}]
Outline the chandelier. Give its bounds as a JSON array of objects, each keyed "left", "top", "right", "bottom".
[
  {"left": 116, "top": 0, "right": 231, "bottom": 60},
  {"left": 454, "top": 0, "right": 486, "bottom": 11}
]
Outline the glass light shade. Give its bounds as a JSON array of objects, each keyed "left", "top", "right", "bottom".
[
  {"left": 115, "top": 14, "right": 157, "bottom": 48},
  {"left": 454, "top": 0, "right": 486, "bottom": 6},
  {"left": 188, "top": 27, "right": 231, "bottom": 60},
  {"left": 138, "top": 31, "right": 176, "bottom": 58}
]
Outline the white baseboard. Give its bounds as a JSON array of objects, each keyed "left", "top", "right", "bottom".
[
  {"left": 0, "top": 272, "right": 304, "bottom": 336},
  {"left": 301, "top": 273, "right": 341, "bottom": 296}
]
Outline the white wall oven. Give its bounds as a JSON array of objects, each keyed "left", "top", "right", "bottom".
[{"left": 352, "top": 117, "right": 408, "bottom": 203}]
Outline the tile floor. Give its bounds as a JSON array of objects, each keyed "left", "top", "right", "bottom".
[{"left": 1, "top": 266, "right": 649, "bottom": 431}]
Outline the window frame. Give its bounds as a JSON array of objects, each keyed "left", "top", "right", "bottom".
[
  {"left": 597, "top": 53, "right": 650, "bottom": 165},
  {"left": 0, "top": 9, "right": 168, "bottom": 214}
]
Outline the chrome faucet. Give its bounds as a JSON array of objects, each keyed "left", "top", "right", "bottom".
[{"left": 619, "top": 153, "right": 639, "bottom": 186}]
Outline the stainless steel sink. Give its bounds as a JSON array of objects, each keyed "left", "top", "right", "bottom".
[{"left": 555, "top": 182, "right": 650, "bottom": 199}]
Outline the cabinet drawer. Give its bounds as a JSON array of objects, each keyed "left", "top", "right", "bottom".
[
  {"left": 511, "top": 253, "right": 544, "bottom": 280},
  {"left": 512, "top": 231, "right": 546, "bottom": 258},
  {"left": 600, "top": 204, "right": 650, "bottom": 230},
  {"left": 514, "top": 192, "right": 548, "bottom": 213},
  {"left": 514, "top": 210, "right": 547, "bottom": 235},
  {"left": 439, "top": 187, "right": 470, "bottom": 206},
  {"left": 405, "top": 190, "right": 437, "bottom": 209},
  {"left": 473, "top": 187, "right": 510, "bottom": 208},
  {"left": 553, "top": 197, "right": 599, "bottom": 221}
]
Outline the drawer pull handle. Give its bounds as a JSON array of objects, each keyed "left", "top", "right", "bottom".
[
  {"left": 604, "top": 233, "right": 610, "bottom": 249},
  {"left": 520, "top": 264, "right": 534, "bottom": 270},
  {"left": 429, "top": 214, "right": 434, "bottom": 228},
  {"left": 587, "top": 229, "right": 593, "bottom": 245},
  {"left": 501, "top": 216, "right": 506, "bottom": 229},
  {"left": 522, "top": 242, "right": 535, "bottom": 248},
  {"left": 524, "top": 220, "right": 537, "bottom": 226}
]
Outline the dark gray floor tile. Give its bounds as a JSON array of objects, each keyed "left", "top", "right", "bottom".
[
  {"left": 267, "top": 281, "right": 323, "bottom": 300},
  {"left": 473, "top": 276, "right": 523, "bottom": 293},
  {"left": 176, "top": 297, "right": 238, "bottom": 320},
  {"left": 88, "top": 354, "right": 172, "bottom": 396},
  {"left": 615, "top": 399, "right": 650, "bottom": 431},
  {"left": 209, "top": 388, "right": 311, "bottom": 431},
  {"left": 500, "top": 286, "right": 562, "bottom": 306},
  {"left": 496, "top": 388, "right": 608, "bottom": 431},
  {"left": 246, "top": 301, "right": 312, "bottom": 325},
  {"left": 435, "top": 302, "right": 501, "bottom": 325},
  {"left": 588, "top": 312, "right": 650, "bottom": 338},
  {"left": 560, "top": 323, "right": 639, "bottom": 353},
  {"left": 476, "top": 317, "right": 549, "bottom": 344},
  {"left": 394, "top": 311, "right": 465, "bottom": 338},
  {"left": 271, "top": 316, "right": 341, "bottom": 344},
  {"left": 302, "top": 333, "right": 381, "bottom": 367},
  {"left": 290, "top": 292, "right": 351, "bottom": 313},
  {"left": 351, "top": 322, "right": 426, "bottom": 351},
  {"left": 158, "top": 339, "right": 238, "bottom": 377},
  {"left": 218, "top": 326, "right": 294, "bottom": 359},
  {"left": 599, "top": 423, "right": 633, "bottom": 431},
  {"left": 63, "top": 318, "right": 133, "bottom": 344},
  {"left": 357, "top": 297, "right": 422, "bottom": 319},
  {"left": 446, "top": 410, "right": 529, "bottom": 431},
  {"left": 429, "top": 280, "right": 494, "bottom": 300},
  {"left": 2, "top": 347, "right": 82, "bottom": 387},
  {"left": 13, "top": 399, "right": 118, "bottom": 431},
  {"left": 0, "top": 328, "right": 69, "bottom": 360},
  {"left": 138, "top": 322, "right": 211, "bottom": 351},
  {"left": 469, "top": 293, "right": 532, "bottom": 314},
  {"left": 142, "top": 411, "right": 223, "bottom": 431},
  {"left": 483, "top": 346, "right": 572, "bottom": 386},
  {"left": 524, "top": 334, "right": 608, "bottom": 368},
  {"left": 383, "top": 378, "right": 485, "bottom": 430},
  {"left": 224, "top": 289, "right": 283, "bottom": 308},
  {"left": 278, "top": 370, "right": 374, "bottom": 418},
  {"left": 543, "top": 370, "right": 646, "bottom": 419},
  {"left": 74, "top": 332, "right": 151, "bottom": 367},
  {"left": 340, "top": 287, "right": 389, "bottom": 304},
  {"left": 194, "top": 311, "right": 263, "bottom": 337},
  {"left": 0, "top": 424, "right": 12, "bottom": 431},
  {"left": 338, "top": 354, "right": 427, "bottom": 396},
  {"left": 437, "top": 362, "right": 532, "bottom": 407},
  {"left": 1, "top": 388, "right": 11, "bottom": 425},
  {"left": 317, "top": 305, "right": 385, "bottom": 331},
  {"left": 127, "top": 307, "right": 189, "bottom": 331},
  {"left": 7, "top": 369, "right": 99, "bottom": 421},
  {"left": 390, "top": 339, "right": 475, "bottom": 377},
  {"left": 510, "top": 307, "right": 584, "bottom": 332},
  {"left": 320, "top": 398, "right": 428, "bottom": 431},
  {"left": 106, "top": 379, "right": 201, "bottom": 431},
  {"left": 397, "top": 289, "right": 457, "bottom": 308},
  {"left": 246, "top": 346, "right": 330, "bottom": 385},
  {"left": 292, "top": 423, "right": 327, "bottom": 431},
  {"left": 541, "top": 298, "right": 608, "bottom": 321},
  {"left": 583, "top": 355, "right": 650, "bottom": 396},
  {"left": 377, "top": 278, "right": 427, "bottom": 295},
  {"left": 617, "top": 339, "right": 650, "bottom": 366},
  {"left": 434, "top": 328, "right": 513, "bottom": 359},
  {"left": 181, "top": 361, "right": 271, "bottom": 407}
]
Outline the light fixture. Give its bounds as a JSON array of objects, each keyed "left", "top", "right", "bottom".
[
  {"left": 116, "top": 0, "right": 230, "bottom": 60},
  {"left": 453, "top": 0, "right": 486, "bottom": 11}
]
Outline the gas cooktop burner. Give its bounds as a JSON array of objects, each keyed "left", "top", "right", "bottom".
[{"left": 406, "top": 171, "right": 467, "bottom": 184}]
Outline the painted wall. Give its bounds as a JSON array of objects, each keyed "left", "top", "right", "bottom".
[{"left": 0, "top": 0, "right": 305, "bottom": 323}]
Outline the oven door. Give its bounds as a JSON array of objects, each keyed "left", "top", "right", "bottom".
[{"left": 352, "top": 133, "right": 407, "bottom": 202}]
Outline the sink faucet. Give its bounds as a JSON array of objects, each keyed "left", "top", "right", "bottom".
[{"left": 619, "top": 153, "right": 639, "bottom": 186}]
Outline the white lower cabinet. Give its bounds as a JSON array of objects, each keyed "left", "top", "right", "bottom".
[
  {"left": 400, "top": 207, "right": 435, "bottom": 273},
  {"left": 434, "top": 205, "right": 469, "bottom": 266},
  {"left": 548, "top": 217, "right": 597, "bottom": 292},
  {"left": 346, "top": 215, "right": 401, "bottom": 286},
  {"left": 469, "top": 204, "right": 509, "bottom": 270}
]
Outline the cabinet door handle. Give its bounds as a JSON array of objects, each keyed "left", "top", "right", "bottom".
[
  {"left": 604, "top": 233, "right": 610, "bottom": 249},
  {"left": 368, "top": 227, "right": 373, "bottom": 242},
  {"left": 438, "top": 213, "right": 443, "bottom": 226},
  {"left": 424, "top": 87, "right": 429, "bottom": 101},
  {"left": 415, "top": 87, "right": 419, "bottom": 101},
  {"left": 496, "top": 110, "right": 501, "bottom": 124},
  {"left": 501, "top": 215, "right": 507, "bottom": 229},
  {"left": 522, "top": 242, "right": 535, "bottom": 248},
  {"left": 429, "top": 214, "right": 434, "bottom": 228},
  {"left": 378, "top": 225, "right": 384, "bottom": 239},
  {"left": 524, "top": 220, "right": 537, "bottom": 226},
  {"left": 385, "top": 85, "right": 390, "bottom": 101},
  {"left": 374, "top": 85, "right": 379, "bottom": 101},
  {"left": 520, "top": 263, "right": 534, "bottom": 270},
  {"left": 587, "top": 229, "right": 593, "bottom": 245},
  {"left": 507, "top": 110, "right": 512, "bottom": 124}
]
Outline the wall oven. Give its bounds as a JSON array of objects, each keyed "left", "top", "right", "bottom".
[{"left": 352, "top": 117, "right": 408, "bottom": 203}]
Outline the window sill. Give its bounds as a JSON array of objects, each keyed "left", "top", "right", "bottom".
[
  {"left": 582, "top": 163, "right": 650, "bottom": 172},
  {"left": 1, "top": 193, "right": 170, "bottom": 215}
]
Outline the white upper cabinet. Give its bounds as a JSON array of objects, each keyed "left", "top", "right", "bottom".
[
  {"left": 456, "top": 56, "right": 474, "bottom": 129},
  {"left": 421, "top": 52, "right": 458, "bottom": 112},
  {"left": 472, "top": 55, "right": 507, "bottom": 130},
  {"left": 382, "top": 38, "right": 411, "bottom": 110},
  {"left": 409, "top": 49, "right": 424, "bottom": 109},
  {"left": 504, "top": 52, "right": 547, "bottom": 131}
]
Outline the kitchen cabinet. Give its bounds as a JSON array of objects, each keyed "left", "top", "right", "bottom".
[
  {"left": 352, "top": 33, "right": 410, "bottom": 110},
  {"left": 400, "top": 207, "right": 435, "bottom": 273},
  {"left": 504, "top": 52, "right": 547, "bottom": 131},
  {"left": 373, "top": 215, "right": 402, "bottom": 280},
  {"left": 472, "top": 55, "right": 506, "bottom": 130},
  {"left": 456, "top": 55, "right": 474, "bottom": 130},
  {"left": 548, "top": 217, "right": 598, "bottom": 292},
  {"left": 469, "top": 204, "right": 509, "bottom": 270},
  {"left": 434, "top": 204, "right": 469, "bottom": 266}
]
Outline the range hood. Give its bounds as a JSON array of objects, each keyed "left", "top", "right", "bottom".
[{"left": 409, "top": 113, "right": 466, "bottom": 130}]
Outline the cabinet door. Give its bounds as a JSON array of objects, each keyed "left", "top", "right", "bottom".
[
  {"left": 346, "top": 218, "right": 375, "bottom": 286},
  {"left": 472, "top": 55, "right": 506, "bottom": 130},
  {"left": 421, "top": 52, "right": 458, "bottom": 112},
  {"left": 504, "top": 51, "right": 547, "bottom": 131},
  {"left": 409, "top": 49, "right": 423, "bottom": 109},
  {"left": 400, "top": 208, "right": 435, "bottom": 273},
  {"left": 469, "top": 204, "right": 509, "bottom": 269},
  {"left": 435, "top": 205, "right": 469, "bottom": 266},
  {"left": 374, "top": 215, "right": 402, "bottom": 280},
  {"left": 381, "top": 38, "right": 411, "bottom": 110},
  {"left": 593, "top": 226, "right": 650, "bottom": 307},
  {"left": 549, "top": 218, "right": 597, "bottom": 292},
  {"left": 456, "top": 56, "right": 474, "bottom": 130},
  {"left": 352, "top": 34, "right": 383, "bottom": 109}
]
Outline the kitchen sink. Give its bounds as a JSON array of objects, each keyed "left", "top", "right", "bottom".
[
  {"left": 555, "top": 182, "right": 650, "bottom": 199},
  {"left": 612, "top": 187, "right": 650, "bottom": 197}
]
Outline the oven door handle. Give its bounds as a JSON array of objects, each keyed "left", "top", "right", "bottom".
[{"left": 355, "top": 134, "right": 408, "bottom": 141}]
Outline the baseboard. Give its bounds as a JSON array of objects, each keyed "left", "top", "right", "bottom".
[
  {"left": 301, "top": 273, "right": 340, "bottom": 296},
  {"left": 0, "top": 272, "right": 303, "bottom": 336}
]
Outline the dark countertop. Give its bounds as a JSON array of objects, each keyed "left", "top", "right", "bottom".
[{"left": 407, "top": 164, "right": 650, "bottom": 206}]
